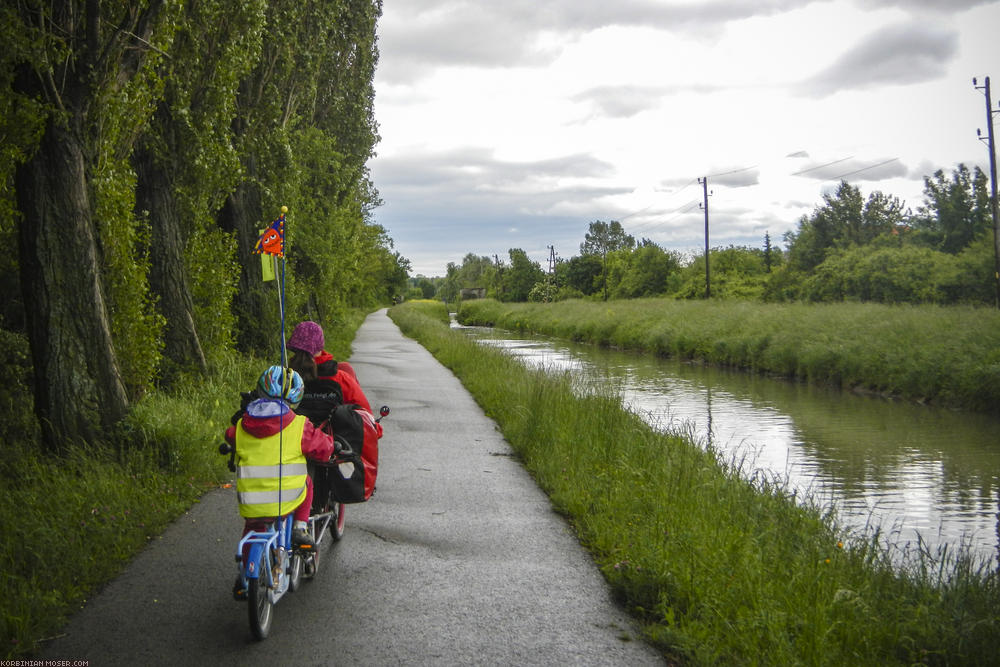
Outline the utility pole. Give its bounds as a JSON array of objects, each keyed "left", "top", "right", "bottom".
[
  {"left": 974, "top": 76, "right": 1000, "bottom": 309},
  {"left": 493, "top": 253, "right": 504, "bottom": 301},
  {"left": 546, "top": 245, "right": 557, "bottom": 302},
  {"left": 698, "top": 177, "right": 712, "bottom": 298}
]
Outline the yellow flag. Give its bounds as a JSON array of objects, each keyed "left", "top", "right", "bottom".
[{"left": 260, "top": 237, "right": 276, "bottom": 282}]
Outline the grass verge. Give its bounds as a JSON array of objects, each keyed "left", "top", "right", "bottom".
[
  {"left": 391, "top": 300, "right": 1000, "bottom": 666},
  {"left": 457, "top": 298, "right": 1000, "bottom": 414}
]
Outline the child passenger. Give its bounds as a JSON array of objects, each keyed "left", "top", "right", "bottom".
[{"left": 224, "top": 365, "right": 334, "bottom": 548}]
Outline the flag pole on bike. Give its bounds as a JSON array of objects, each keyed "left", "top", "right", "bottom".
[{"left": 253, "top": 206, "right": 290, "bottom": 516}]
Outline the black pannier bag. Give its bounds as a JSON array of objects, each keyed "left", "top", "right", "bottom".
[
  {"left": 296, "top": 378, "right": 343, "bottom": 426},
  {"left": 312, "top": 403, "right": 380, "bottom": 506}
]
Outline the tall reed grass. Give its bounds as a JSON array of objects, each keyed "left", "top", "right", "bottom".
[
  {"left": 392, "top": 300, "right": 1000, "bottom": 665},
  {"left": 457, "top": 298, "right": 1000, "bottom": 414}
]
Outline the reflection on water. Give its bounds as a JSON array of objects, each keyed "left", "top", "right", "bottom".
[{"left": 457, "top": 323, "right": 1000, "bottom": 565}]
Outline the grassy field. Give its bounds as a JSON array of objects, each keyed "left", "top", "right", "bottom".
[
  {"left": 391, "top": 300, "right": 999, "bottom": 666},
  {"left": 0, "top": 310, "right": 367, "bottom": 658},
  {"left": 456, "top": 298, "right": 1000, "bottom": 414}
]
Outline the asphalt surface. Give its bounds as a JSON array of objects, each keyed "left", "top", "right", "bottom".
[{"left": 41, "top": 309, "right": 665, "bottom": 666}]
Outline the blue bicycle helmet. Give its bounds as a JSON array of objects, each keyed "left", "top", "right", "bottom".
[{"left": 257, "top": 365, "right": 304, "bottom": 407}]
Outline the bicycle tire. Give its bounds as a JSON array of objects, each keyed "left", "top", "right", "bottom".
[
  {"left": 288, "top": 551, "right": 303, "bottom": 592},
  {"left": 330, "top": 501, "right": 346, "bottom": 541},
  {"left": 247, "top": 553, "right": 273, "bottom": 640}
]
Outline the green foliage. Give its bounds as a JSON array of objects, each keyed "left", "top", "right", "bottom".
[
  {"left": 559, "top": 253, "right": 604, "bottom": 296},
  {"left": 610, "top": 241, "right": 682, "bottom": 298},
  {"left": 910, "top": 164, "right": 991, "bottom": 254},
  {"left": 580, "top": 219, "right": 635, "bottom": 256},
  {"left": 772, "top": 235, "right": 996, "bottom": 306},
  {"left": 579, "top": 220, "right": 636, "bottom": 300},
  {"left": 527, "top": 280, "right": 557, "bottom": 302},
  {"left": 0, "top": 3, "right": 45, "bottom": 254},
  {"left": 785, "top": 181, "right": 906, "bottom": 273},
  {"left": 501, "top": 248, "right": 544, "bottom": 302},
  {"left": 0, "top": 329, "right": 38, "bottom": 448},
  {"left": 90, "top": 20, "right": 175, "bottom": 397},
  {"left": 765, "top": 166, "right": 996, "bottom": 306},
  {"left": 3, "top": 0, "right": 393, "bottom": 444},
  {"left": 413, "top": 277, "right": 437, "bottom": 299},
  {"left": 435, "top": 263, "right": 461, "bottom": 303},
  {"left": 223, "top": 0, "right": 389, "bottom": 348},
  {"left": 392, "top": 301, "right": 1000, "bottom": 665},
  {"left": 92, "top": 162, "right": 166, "bottom": 397},
  {"left": 674, "top": 246, "right": 769, "bottom": 300},
  {"left": 186, "top": 226, "right": 240, "bottom": 354}
]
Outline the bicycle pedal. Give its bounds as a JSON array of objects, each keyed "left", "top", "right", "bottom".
[{"left": 232, "top": 581, "right": 247, "bottom": 601}]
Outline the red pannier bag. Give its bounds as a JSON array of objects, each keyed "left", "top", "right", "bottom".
[{"left": 321, "top": 403, "right": 382, "bottom": 503}]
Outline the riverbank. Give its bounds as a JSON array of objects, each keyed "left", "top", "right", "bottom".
[
  {"left": 390, "top": 300, "right": 1000, "bottom": 665},
  {"left": 456, "top": 298, "right": 1000, "bottom": 414}
]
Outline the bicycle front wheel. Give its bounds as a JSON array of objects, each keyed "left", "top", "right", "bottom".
[
  {"left": 288, "top": 552, "right": 303, "bottom": 592},
  {"left": 247, "top": 554, "right": 273, "bottom": 640}
]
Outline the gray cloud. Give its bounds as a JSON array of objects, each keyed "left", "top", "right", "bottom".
[
  {"left": 571, "top": 83, "right": 727, "bottom": 119},
  {"left": 379, "top": 1, "right": 986, "bottom": 85},
  {"left": 370, "top": 145, "right": 643, "bottom": 272},
  {"left": 859, "top": 0, "right": 996, "bottom": 10},
  {"left": 572, "top": 85, "right": 665, "bottom": 119},
  {"left": 799, "top": 21, "right": 958, "bottom": 97},
  {"left": 791, "top": 157, "right": 907, "bottom": 182},
  {"left": 371, "top": 147, "right": 630, "bottom": 238},
  {"left": 378, "top": 0, "right": 814, "bottom": 82},
  {"left": 374, "top": 147, "right": 617, "bottom": 187},
  {"left": 706, "top": 167, "right": 760, "bottom": 188}
]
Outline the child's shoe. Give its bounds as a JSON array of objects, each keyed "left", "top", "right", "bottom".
[{"left": 292, "top": 527, "right": 316, "bottom": 549}]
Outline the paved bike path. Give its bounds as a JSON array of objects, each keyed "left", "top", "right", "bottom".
[{"left": 41, "top": 308, "right": 665, "bottom": 666}]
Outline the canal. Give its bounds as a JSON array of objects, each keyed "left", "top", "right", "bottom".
[{"left": 455, "top": 322, "right": 1000, "bottom": 566}]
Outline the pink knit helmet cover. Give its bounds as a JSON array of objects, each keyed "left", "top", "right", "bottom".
[{"left": 288, "top": 321, "right": 324, "bottom": 356}]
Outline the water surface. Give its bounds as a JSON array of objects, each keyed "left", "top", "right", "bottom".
[{"left": 457, "top": 323, "right": 1000, "bottom": 565}]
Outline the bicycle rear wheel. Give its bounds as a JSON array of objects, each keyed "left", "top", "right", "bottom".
[
  {"left": 330, "top": 501, "right": 346, "bottom": 541},
  {"left": 247, "top": 553, "right": 273, "bottom": 640}
]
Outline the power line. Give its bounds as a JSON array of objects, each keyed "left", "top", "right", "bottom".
[
  {"left": 829, "top": 157, "right": 899, "bottom": 181},
  {"left": 624, "top": 200, "right": 701, "bottom": 235},
  {"left": 791, "top": 155, "right": 854, "bottom": 176},
  {"left": 706, "top": 165, "right": 758, "bottom": 179}
]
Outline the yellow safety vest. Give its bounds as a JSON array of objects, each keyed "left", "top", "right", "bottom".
[{"left": 235, "top": 414, "right": 309, "bottom": 518}]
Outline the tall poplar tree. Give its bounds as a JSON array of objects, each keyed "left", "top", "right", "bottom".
[
  {"left": 134, "top": 0, "right": 265, "bottom": 380},
  {"left": 12, "top": 1, "right": 170, "bottom": 450}
]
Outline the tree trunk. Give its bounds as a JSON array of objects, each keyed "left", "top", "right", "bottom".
[
  {"left": 16, "top": 119, "right": 129, "bottom": 451},
  {"left": 134, "top": 146, "right": 207, "bottom": 380},
  {"left": 219, "top": 179, "right": 272, "bottom": 352}
]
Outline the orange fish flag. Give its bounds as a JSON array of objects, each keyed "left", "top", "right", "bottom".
[{"left": 254, "top": 212, "right": 285, "bottom": 258}]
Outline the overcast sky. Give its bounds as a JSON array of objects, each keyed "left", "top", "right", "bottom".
[{"left": 368, "top": 0, "right": 1000, "bottom": 277}]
